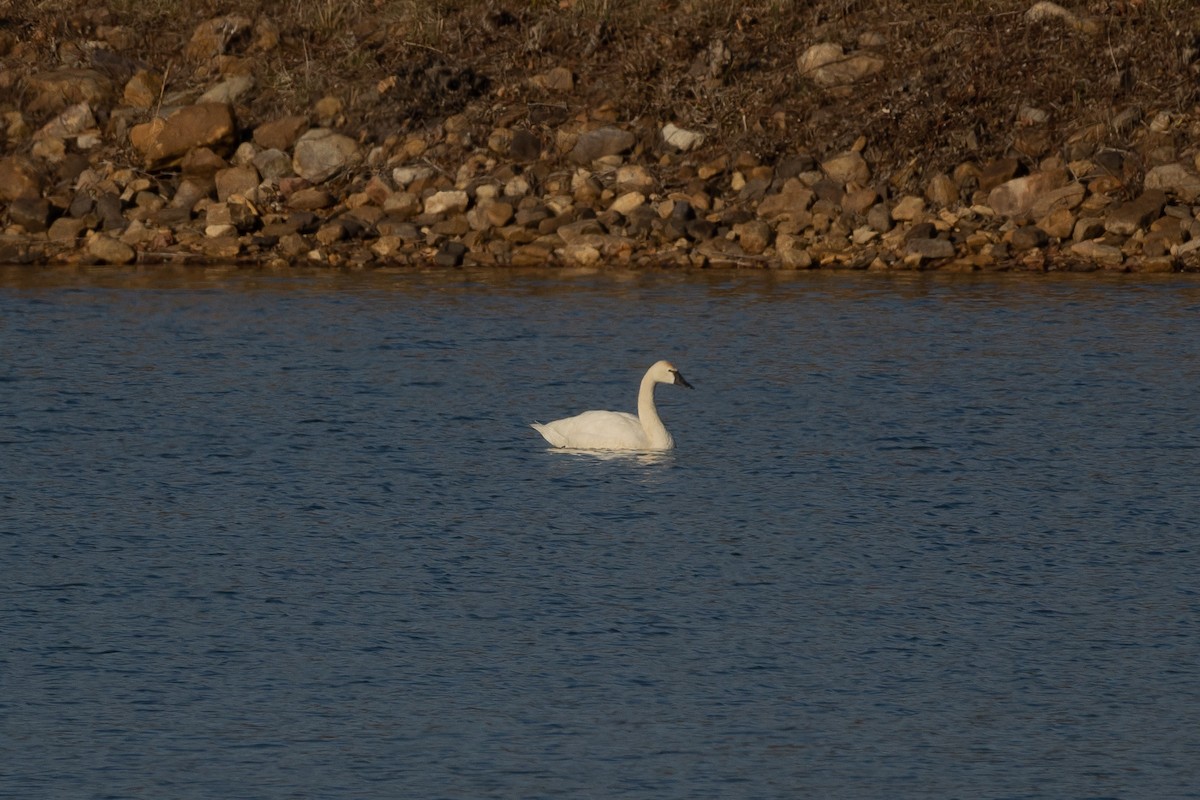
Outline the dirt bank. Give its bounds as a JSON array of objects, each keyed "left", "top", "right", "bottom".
[{"left": 2, "top": 0, "right": 1200, "bottom": 271}]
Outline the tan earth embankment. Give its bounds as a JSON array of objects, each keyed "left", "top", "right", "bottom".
[{"left": 2, "top": 1, "right": 1200, "bottom": 271}]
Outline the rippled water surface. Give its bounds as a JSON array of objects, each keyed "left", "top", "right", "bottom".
[{"left": 2, "top": 266, "right": 1199, "bottom": 799}]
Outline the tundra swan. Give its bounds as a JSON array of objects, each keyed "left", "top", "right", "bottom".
[{"left": 531, "top": 360, "right": 693, "bottom": 451}]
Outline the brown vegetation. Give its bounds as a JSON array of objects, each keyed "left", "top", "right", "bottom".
[
  {"left": 5, "top": 0, "right": 1198, "bottom": 187},
  {"left": 2, "top": 1, "right": 1200, "bottom": 270}
]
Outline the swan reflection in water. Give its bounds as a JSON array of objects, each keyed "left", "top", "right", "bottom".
[{"left": 543, "top": 448, "right": 677, "bottom": 466}]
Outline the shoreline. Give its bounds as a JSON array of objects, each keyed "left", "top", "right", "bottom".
[{"left": 3, "top": 4, "right": 1200, "bottom": 274}]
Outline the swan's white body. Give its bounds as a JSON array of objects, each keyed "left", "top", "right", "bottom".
[{"left": 531, "top": 360, "right": 693, "bottom": 451}]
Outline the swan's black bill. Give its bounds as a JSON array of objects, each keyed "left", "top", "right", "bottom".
[{"left": 671, "top": 369, "right": 693, "bottom": 389}]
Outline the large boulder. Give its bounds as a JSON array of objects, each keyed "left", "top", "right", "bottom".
[
  {"left": 0, "top": 155, "right": 44, "bottom": 201},
  {"left": 24, "top": 69, "right": 115, "bottom": 116},
  {"left": 130, "top": 103, "right": 237, "bottom": 169},
  {"left": 986, "top": 171, "right": 1067, "bottom": 218},
  {"left": 1144, "top": 164, "right": 1200, "bottom": 203},
  {"left": 292, "top": 128, "right": 361, "bottom": 183}
]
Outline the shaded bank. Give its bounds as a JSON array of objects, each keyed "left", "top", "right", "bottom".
[{"left": 2, "top": 0, "right": 1199, "bottom": 270}]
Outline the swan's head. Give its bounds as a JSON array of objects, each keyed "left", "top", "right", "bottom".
[{"left": 650, "top": 360, "right": 693, "bottom": 389}]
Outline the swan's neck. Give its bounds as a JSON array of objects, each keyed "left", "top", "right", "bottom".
[{"left": 637, "top": 373, "right": 672, "bottom": 448}]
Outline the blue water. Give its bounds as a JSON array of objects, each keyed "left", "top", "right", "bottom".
[{"left": 2, "top": 267, "right": 1199, "bottom": 799}]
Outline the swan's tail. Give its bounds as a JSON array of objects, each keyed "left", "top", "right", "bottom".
[{"left": 530, "top": 422, "right": 567, "bottom": 448}]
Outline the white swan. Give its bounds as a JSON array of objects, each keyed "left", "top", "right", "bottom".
[{"left": 531, "top": 360, "right": 693, "bottom": 451}]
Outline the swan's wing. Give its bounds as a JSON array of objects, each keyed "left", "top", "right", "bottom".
[{"left": 531, "top": 410, "right": 647, "bottom": 450}]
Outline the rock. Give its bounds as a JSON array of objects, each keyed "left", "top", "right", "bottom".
[
  {"left": 615, "top": 165, "right": 656, "bottom": 193},
  {"left": 315, "top": 221, "right": 346, "bottom": 245},
  {"left": 1072, "top": 217, "right": 1106, "bottom": 242},
  {"left": 533, "top": 66, "right": 574, "bottom": 92},
  {"left": 434, "top": 240, "right": 469, "bottom": 266},
  {"left": 252, "top": 148, "right": 293, "bottom": 179},
  {"left": 4, "top": 112, "right": 31, "bottom": 144},
  {"left": 1010, "top": 225, "right": 1049, "bottom": 251},
  {"left": 1104, "top": 190, "right": 1167, "bottom": 236},
  {"left": 733, "top": 219, "right": 773, "bottom": 255},
  {"left": 558, "top": 243, "right": 602, "bottom": 266},
  {"left": 30, "top": 135, "right": 66, "bottom": 162},
  {"left": 1038, "top": 207, "right": 1077, "bottom": 239},
  {"left": 250, "top": 17, "right": 280, "bottom": 52},
  {"left": 7, "top": 197, "right": 51, "bottom": 232},
  {"left": 490, "top": 128, "right": 542, "bottom": 163},
  {"left": 557, "top": 218, "right": 606, "bottom": 245},
  {"left": 757, "top": 180, "right": 815, "bottom": 220},
  {"left": 253, "top": 115, "right": 309, "bottom": 151},
  {"left": 852, "top": 226, "right": 878, "bottom": 245},
  {"left": 843, "top": 187, "right": 879, "bottom": 215},
  {"left": 34, "top": 103, "right": 96, "bottom": 149},
  {"left": 867, "top": 203, "right": 893, "bottom": 232},
  {"left": 169, "top": 178, "right": 211, "bottom": 211},
  {"left": 47, "top": 216, "right": 89, "bottom": 242},
  {"left": 96, "top": 25, "right": 138, "bottom": 51},
  {"left": 383, "top": 192, "right": 420, "bottom": 218},
  {"left": 25, "top": 69, "right": 114, "bottom": 115},
  {"left": 821, "top": 150, "right": 870, "bottom": 186},
  {"left": 86, "top": 233, "right": 136, "bottom": 264},
  {"left": 205, "top": 200, "right": 257, "bottom": 234},
  {"left": 215, "top": 164, "right": 260, "bottom": 201},
  {"left": 424, "top": 190, "right": 470, "bottom": 216},
  {"left": 392, "top": 166, "right": 435, "bottom": 189},
  {"left": 198, "top": 75, "right": 255, "bottom": 105},
  {"left": 905, "top": 237, "right": 956, "bottom": 260},
  {"left": 292, "top": 128, "right": 360, "bottom": 182},
  {"left": 186, "top": 15, "right": 253, "bottom": 61},
  {"left": 467, "top": 200, "right": 514, "bottom": 230},
  {"left": 121, "top": 70, "right": 161, "bottom": 109},
  {"left": 313, "top": 95, "right": 344, "bottom": 127},
  {"left": 891, "top": 195, "right": 926, "bottom": 222},
  {"left": 1143, "top": 218, "right": 1183, "bottom": 257},
  {"left": 200, "top": 236, "right": 242, "bottom": 260},
  {"left": 360, "top": 176, "right": 393, "bottom": 206},
  {"left": 978, "top": 157, "right": 1021, "bottom": 192},
  {"left": 662, "top": 122, "right": 705, "bottom": 152},
  {"left": 776, "top": 233, "right": 813, "bottom": 268},
  {"left": 569, "top": 127, "right": 635, "bottom": 163},
  {"left": 180, "top": 146, "right": 229, "bottom": 177},
  {"left": 1144, "top": 164, "right": 1200, "bottom": 203},
  {"left": 511, "top": 241, "right": 557, "bottom": 267},
  {"left": 0, "top": 155, "right": 43, "bottom": 201},
  {"left": 1029, "top": 181, "right": 1085, "bottom": 220},
  {"left": 286, "top": 187, "right": 334, "bottom": 210},
  {"left": 130, "top": 103, "right": 237, "bottom": 169},
  {"left": 1026, "top": 1, "right": 1101, "bottom": 35},
  {"left": 986, "top": 170, "right": 1066, "bottom": 218},
  {"left": 371, "top": 236, "right": 406, "bottom": 258},
  {"left": 609, "top": 191, "right": 646, "bottom": 216},
  {"left": 1018, "top": 106, "right": 1051, "bottom": 126},
  {"left": 1070, "top": 240, "right": 1124, "bottom": 267},
  {"left": 275, "top": 232, "right": 309, "bottom": 258},
  {"left": 925, "top": 173, "right": 958, "bottom": 207},
  {"left": 509, "top": 129, "right": 542, "bottom": 162},
  {"left": 798, "top": 42, "right": 885, "bottom": 87},
  {"left": 486, "top": 127, "right": 512, "bottom": 156}
]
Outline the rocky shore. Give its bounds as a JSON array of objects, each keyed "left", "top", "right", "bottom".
[{"left": 3, "top": 3, "right": 1200, "bottom": 272}]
